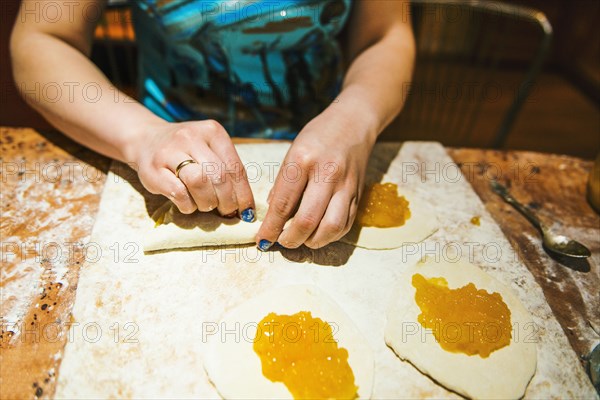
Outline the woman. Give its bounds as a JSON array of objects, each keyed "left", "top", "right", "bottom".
[{"left": 10, "top": 0, "right": 415, "bottom": 250}]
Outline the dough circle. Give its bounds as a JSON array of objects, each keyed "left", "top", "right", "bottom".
[
  {"left": 384, "top": 257, "right": 537, "bottom": 399},
  {"left": 341, "top": 189, "right": 439, "bottom": 250},
  {"left": 204, "top": 285, "right": 374, "bottom": 399}
]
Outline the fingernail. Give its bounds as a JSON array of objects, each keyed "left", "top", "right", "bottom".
[
  {"left": 258, "top": 239, "right": 273, "bottom": 252},
  {"left": 241, "top": 208, "right": 255, "bottom": 222},
  {"left": 223, "top": 211, "right": 238, "bottom": 219}
]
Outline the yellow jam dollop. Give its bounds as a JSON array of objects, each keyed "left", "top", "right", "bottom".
[
  {"left": 357, "top": 182, "right": 411, "bottom": 228},
  {"left": 470, "top": 216, "right": 481, "bottom": 226},
  {"left": 412, "top": 273, "right": 512, "bottom": 358},
  {"left": 253, "top": 311, "right": 358, "bottom": 399}
]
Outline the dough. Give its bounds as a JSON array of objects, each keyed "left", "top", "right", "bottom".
[
  {"left": 204, "top": 285, "right": 374, "bottom": 399},
  {"left": 341, "top": 190, "right": 438, "bottom": 250},
  {"left": 385, "top": 257, "right": 537, "bottom": 399},
  {"left": 143, "top": 143, "right": 289, "bottom": 252},
  {"left": 143, "top": 200, "right": 266, "bottom": 252},
  {"left": 341, "top": 171, "right": 439, "bottom": 250}
]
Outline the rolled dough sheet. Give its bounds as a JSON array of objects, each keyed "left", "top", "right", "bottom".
[
  {"left": 143, "top": 201, "right": 268, "bottom": 252},
  {"left": 385, "top": 257, "right": 537, "bottom": 399},
  {"left": 204, "top": 285, "right": 374, "bottom": 399},
  {"left": 143, "top": 143, "right": 286, "bottom": 252}
]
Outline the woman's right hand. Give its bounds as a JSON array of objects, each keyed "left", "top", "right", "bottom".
[{"left": 129, "top": 120, "right": 256, "bottom": 220}]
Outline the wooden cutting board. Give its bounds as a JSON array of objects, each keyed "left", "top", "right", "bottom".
[{"left": 54, "top": 142, "right": 596, "bottom": 398}]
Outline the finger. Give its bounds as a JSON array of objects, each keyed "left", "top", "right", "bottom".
[
  {"left": 277, "top": 181, "right": 333, "bottom": 249},
  {"left": 256, "top": 164, "right": 308, "bottom": 251},
  {"left": 346, "top": 193, "right": 360, "bottom": 230},
  {"left": 164, "top": 151, "right": 218, "bottom": 212},
  {"left": 189, "top": 146, "right": 239, "bottom": 216},
  {"left": 208, "top": 135, "right": 256, "bottom": 221},
  {"left": 176, "top": 161, "right": 220, "bottom": 212},
  {"left": 181, "top": 146, "right": 239, "bottom": 216},
  {"left": 305, "top": 192, "right": 354, "bottom": 249},
  {"left": 147, "top": 168, "right": 197, "bottom": 214}
]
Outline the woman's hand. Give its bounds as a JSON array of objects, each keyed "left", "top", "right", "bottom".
[
  {"left": 129, "top": 120, "right": 256, "bottom": 220},
  {"left": 255, "top": 0, "right": 415, "bottom": 250},
  {"left": 256, "top": 107, "right": 376, "bottom": 250}
]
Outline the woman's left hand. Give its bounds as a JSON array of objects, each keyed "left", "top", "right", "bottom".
[
  {"left": 256, "top": 109, "right": 376, "bottom": 250},
  {"left": 256, "top": 0, "right": 415, "bottom": 250}
]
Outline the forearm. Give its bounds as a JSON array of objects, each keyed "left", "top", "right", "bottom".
[
  {"left": 11, "top": 31, "right": 163, "bottom": 163},
  {"left": 324, "top": 23, "right": 415, "bottom": 143}
]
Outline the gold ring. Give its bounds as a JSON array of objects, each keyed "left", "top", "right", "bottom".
[{"left": 175, "top": 159, "right": 197, "bottom": 178}]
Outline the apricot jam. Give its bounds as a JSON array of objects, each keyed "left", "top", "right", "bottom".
[
  {"left": 253, "top": 311, "right": 358, "bottom": 399},
  {"left": 412, "top": 273, "right": 512, "bottom": 358},
  {"left": 357, "top": 183, "right": 411, "bottom": 228}
]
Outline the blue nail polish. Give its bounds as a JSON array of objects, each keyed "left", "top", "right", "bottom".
[
  {"left": 258, "top": 239, "right": 273, "bottom": 252},
  {"left": 241, "top": 208, "right": 255, "bottom": 223}
]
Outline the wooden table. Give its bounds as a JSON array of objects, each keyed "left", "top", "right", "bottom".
[{"left": 1, "top": 127, "right": 598, "bottom": 399}]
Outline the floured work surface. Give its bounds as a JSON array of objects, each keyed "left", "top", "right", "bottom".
[
  {"left": 54, "top": 142, "right": 596, "bottom": 398},
  {"left": 447, "top": 148, "right": 600, "bottom": 365}
]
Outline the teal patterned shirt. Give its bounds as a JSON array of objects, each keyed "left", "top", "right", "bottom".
[{"left": 131, "top": 0, "right": 352, "bottom": 139}]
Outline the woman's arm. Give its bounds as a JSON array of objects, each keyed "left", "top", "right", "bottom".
[
  {"left": 337, "top": 0, "right": 416, "bottom": 139},
  {"left": 11, "top": 0, "right": 153, "bottom": 162},
  {"left": 11, "top": 0, "right": 255, "bottom": 218},
  {"left": 257, "top": 1, "right": 415, "bottom": 250}
]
